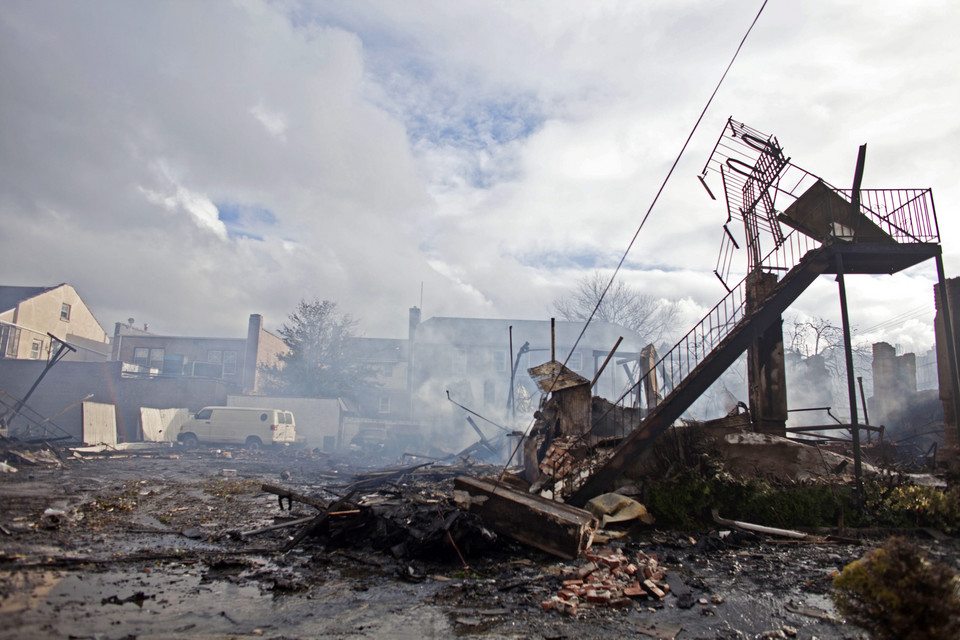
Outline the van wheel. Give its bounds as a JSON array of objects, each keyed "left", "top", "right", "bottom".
[
  {"left": 180, "top": 433, "right": 199, "bottom": 450},
  {"left": 245, "top": 436, "right": 263, "bottom": 451}
]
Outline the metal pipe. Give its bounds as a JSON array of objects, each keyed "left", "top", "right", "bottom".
[{"left": 591, "top": 337, "right": 623, "bottom": 389}]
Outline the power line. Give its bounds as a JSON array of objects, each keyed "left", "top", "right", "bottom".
[
  {"left": 561, "top": 0, "right": 771, "bottom": 363},
  {"left": 856, "top": 304, "right": 932, "bottom": 334},
  {"left": 497, "top": 0, "right": 773, "bottom": 481}
]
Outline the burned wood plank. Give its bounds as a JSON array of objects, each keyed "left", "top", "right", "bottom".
[
  {"left": 282, "top": 492, "right": 357, "bottom": 552},
  {"left": 239, "top": 516, "right": 316, "bottom": 539},
  {"left": 261, "top": 483, "right": 330, "bottom": 511},
  {"left": 453, "top": 476, "right": 597, "bottom": 560}
]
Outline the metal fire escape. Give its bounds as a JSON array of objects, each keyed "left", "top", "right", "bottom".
[{"left": 563, "top": 118, "right": 945, "bottom": 506}]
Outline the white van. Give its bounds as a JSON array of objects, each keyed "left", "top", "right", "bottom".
[{"left": 177, "top": 406, "right": 296, "bottom": 449}]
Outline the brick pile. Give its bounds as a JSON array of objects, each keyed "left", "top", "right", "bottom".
[
  {"left": 541, "top": 546, "right": 669, "bottom": 615},
  {"left": 538, "top": 438, "right": 578, "bottom": 478}
]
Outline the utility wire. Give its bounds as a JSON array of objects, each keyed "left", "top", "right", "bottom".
[
  {"left": 856, "top": 304, "right": 932, "bottom": 334},
  {"left": 496, "top": 0, "right": 772, "bottom": 482},
  {"left": 561, "top": 0, "right": 771, "bottom": 366}
]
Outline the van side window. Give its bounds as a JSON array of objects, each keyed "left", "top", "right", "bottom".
[
  {"left": 260, "top": 413, "right": 268, "bottom": 422},
  {"left": 196, "top": 409, "right": 212, "bottom": 420}
]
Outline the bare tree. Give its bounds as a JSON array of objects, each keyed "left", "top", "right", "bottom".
[
  {"left": 787, "top": 316, "right": 844, "bottom": 357},
  {"left": 552, "top": 271, "right": 679, "bottom": 346},
  {"left": 785, "top": 315, "right": 872, "bottom": 421}
]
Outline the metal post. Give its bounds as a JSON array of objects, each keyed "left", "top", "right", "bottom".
[
  {"left": 840, "top": 143, "right": 868, "bottom": 510},
  {"left": 508, "top": 326, "right": 515, "bottom": 419},
  {"left": 551, "top": 318, "right": 556, "bottom": 362},
  {"left": 857, "top": 376, "right": 871, "bottom": 443},
  {"left": 591, "top": 337, "right": 623, "bottom": 389},
  {"left": 836, "top": 253, "right": 863, "bottom": 510},
  {"left": 935, "top": 254, "right": 960, "bottom": 449}
]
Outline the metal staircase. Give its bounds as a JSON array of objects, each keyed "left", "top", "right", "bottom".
[{"left": 562, "top": 156, "right": 941, "bottom": 505}]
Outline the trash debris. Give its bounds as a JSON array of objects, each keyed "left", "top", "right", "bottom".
[
  {"left": 102, "top": 591, "right": 153, "bottom": 607},
  {"left": 39, "top": 508, "right": 69, "bottom": 529},
  {"left": 636, "top": 620, "right": 684, "bottom": 639},
  {"left": 585, "top": 492, "right": 655, "bottom": 528}
]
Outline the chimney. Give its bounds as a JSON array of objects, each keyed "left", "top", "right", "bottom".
[
  {"left": 244, "top": 314, "right": 264, "bottom": 393},
  {"left": 409, "top": 307, "right": 421, "bottom": 342},
  {"left": 407, "top": 307, "right": 421, "bottom": 420}
]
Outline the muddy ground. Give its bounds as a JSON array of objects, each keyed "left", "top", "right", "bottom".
[{"left": 1, "top": 445, "right": 957, "bottom": 639}]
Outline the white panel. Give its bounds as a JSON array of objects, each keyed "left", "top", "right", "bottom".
[
  {"left": 82, "top": 401, "right": 117, "bottom": 445},
  {"left": 140, "top": 407, "right": 189, "bottom": 442}
]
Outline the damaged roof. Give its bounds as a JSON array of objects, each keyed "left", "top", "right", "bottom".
[{"left": 528, "top": 359, "right": 591, "bottom": 393}]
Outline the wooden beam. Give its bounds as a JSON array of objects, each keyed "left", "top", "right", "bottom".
[{"left": 453, "top": 476, "right": 597, "bottom": 560}]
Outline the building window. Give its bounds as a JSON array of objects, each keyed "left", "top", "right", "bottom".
[
  {"left": 380, "top": 363, "right": 394, "bottom": 378},
  {"left": 379, "top": 396, "right": 391, "bottom": 413},
  {"left": 164, "top": 354, "right": 184, "bottom": 376},
  {"left": 30, "top": 339, "right": 43, "bottom": 359},
  {"left": 492, "top": 350, "right": 507, "bottom": 372},
  {"left": 60, "top": 303, "right": 71, "bottom": 321},
  {"left": 207, "top": 350, "right": 222, "bottom": 365},
  {"left": 568, "top": 352, "right": 583, "bottom": 370},
  {"left": 222, "top": 351, "right": 238, "bottom": 375},
  {"left": 133, "top": 347, "right": 165, "bottom": 372},
  {"left": 0, "top": 325, "right": 20, "bottom": 358}
]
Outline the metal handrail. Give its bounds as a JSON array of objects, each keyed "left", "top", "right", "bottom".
[
  {"left": 594, "top": 185, "right": 939, "bottom": 439},
  {"left": 548, "top": 184, "right": 940, "bottom": 497}
]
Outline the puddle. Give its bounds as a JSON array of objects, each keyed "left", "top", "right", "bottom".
[
  {"left": 1, "top": 563, "right": 452, "bottom": 639},
  {"left": 0, "top": 571, "right": 64, "bottom": 614}
]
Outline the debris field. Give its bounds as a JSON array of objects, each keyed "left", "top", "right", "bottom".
[{"left": 2, "top": 442, "right": 957, "bottom": 639}]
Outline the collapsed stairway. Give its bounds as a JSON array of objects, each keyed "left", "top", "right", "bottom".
[{"left": 566, "top": 179, "right": 941, "bottom": 506}]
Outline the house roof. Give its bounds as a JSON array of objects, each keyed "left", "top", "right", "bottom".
[{"left": 0, "top": 284, "right": 62, "bottom": 314}]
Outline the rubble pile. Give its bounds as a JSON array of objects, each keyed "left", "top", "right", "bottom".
[
  {"left": 543, "top": 546, "right": 670, "bottom": 615},
  {"left": 278, "top": 463, "right": 502, "bottom": 560},
  {"left": 298, "top": 490, "right": 497, "bottom": 560}
]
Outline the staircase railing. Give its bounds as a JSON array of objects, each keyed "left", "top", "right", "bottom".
[
  {"left": 595, "top": 224, "right": 822, "bottom": 439},
  {"left": 609, "top": 184, "right": 940, "bottom": 430},
  {"left": 540, "top": 183, "right": 940, "bottom": 500}
]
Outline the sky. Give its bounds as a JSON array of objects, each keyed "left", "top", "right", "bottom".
[{"left": 1, "top": 0, "right": 958, "bottom": 357}]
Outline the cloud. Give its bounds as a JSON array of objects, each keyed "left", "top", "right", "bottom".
[
  {"left": 0, "top": 0, "right": 957, "bottom": 360},
  {"left": 250, "top": 104, "right": 289, "bottom": 140}
]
